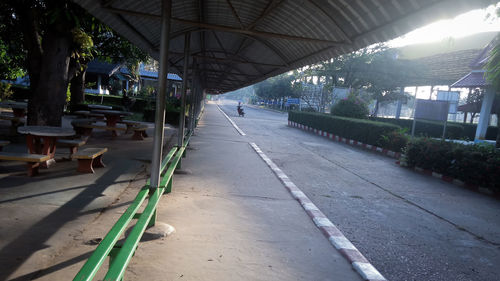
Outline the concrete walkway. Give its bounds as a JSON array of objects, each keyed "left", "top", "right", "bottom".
[
  {"left": 124, "top": 104, "right": 362, "bottom": 280},
  {"left": 0, "top": 117, "right": 176, "bottom": 281},
  {"left": 0, "top": 106, "right": 362, "bottom": 280}
]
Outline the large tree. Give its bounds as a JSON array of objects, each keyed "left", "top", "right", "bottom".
[{"left": 0, "top": 0, "right": 149, "bottom": 126}]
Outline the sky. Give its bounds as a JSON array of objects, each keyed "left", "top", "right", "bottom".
[{"left": 389, "top": 4, "right": 500, "bottom": 47}]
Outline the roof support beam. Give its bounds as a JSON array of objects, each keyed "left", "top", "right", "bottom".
[
  {"left": 246, "top": 0, "right": 284, "bottom": 30},
  {"left": 192, "top": 69, "right": 258, "bottom": 78},
  {"left": 225, "top": 0, "right": 244, "bottom": 28},
  {"left": 191, "top": 54, "right": 285, "bottom": 68},
  {"left": 102, "top": 7, "right": 347, "bottom": 45}
]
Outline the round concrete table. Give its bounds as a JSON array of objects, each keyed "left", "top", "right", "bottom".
[
  {"left": 90, "top": 110, "right": 133, "bottom": 137},
  {"left": 87, "top": 104, "right": 112, "bottom": 110},
  {"left": 18, "top": 126, "right": 75, "bottom": 167},
  {"left": 91, "top": 110, "right": 133, "bottom": 126}
]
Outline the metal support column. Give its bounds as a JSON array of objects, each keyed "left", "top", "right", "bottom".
[
  {"left": 178, "top": 32, "right": 191, "bottom": 147},
  {"left": 150, "top": 0, "right": 172, "bottom": 189}
]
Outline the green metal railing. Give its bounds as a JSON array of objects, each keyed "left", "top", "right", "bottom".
[{"left": 74, "top": 133, "right": 192, "bottom": 281}]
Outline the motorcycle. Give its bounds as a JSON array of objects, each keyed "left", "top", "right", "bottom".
[{"left": 237, "top": 105, "right": 245, "bottom": 117}]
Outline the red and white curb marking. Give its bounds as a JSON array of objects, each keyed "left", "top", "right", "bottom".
[
  {"left": 398, "top": 162, "right": 495, "bottom": 197},
  {"left": 217, "top": 104, "right": 246, "bottom": 136},
  {"left": 288, "top": 121, "right": 401, "bottom": 160},
  {"left": 250, "top": 142, "right": 386, "bottom": 281}
]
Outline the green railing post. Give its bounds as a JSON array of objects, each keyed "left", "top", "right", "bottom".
[
  {"left": 165, "top": 178, "right": 173, "bottom": 194},
  {"left": 148, "top": 209, "right": 157, "bottom": 227}
]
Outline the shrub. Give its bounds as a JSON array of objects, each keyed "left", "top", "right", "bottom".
[
  {"left": 301, "top": 107, "right": 317, "bottom": 112},
  {"left": 0, "top": 83, "right": 13, "bottom": 101},
  {"left": 378, "top": 128, "right": 409, "bottom": 152},
  {"left": 289, "top": 111, "right": 400, "bottom": 149},
  {"left": 404, "top": 138, "right": 500, "bottom": 192},
  {"left": 331, "top": 94, "right": 369, "bottom": 119}
]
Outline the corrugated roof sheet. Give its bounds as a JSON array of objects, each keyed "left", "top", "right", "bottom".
[
  {"left": 451, "top": 71, "right": 489, "bottom": 88},
  {"left": 74, "top": 0, "right": 498, "bottom": 94},
  {"left": 408, "top": 49, "right": 483, "bottom": 86},
  {"left": 87, "top": 60, "right": 122, "bottom": 76}
]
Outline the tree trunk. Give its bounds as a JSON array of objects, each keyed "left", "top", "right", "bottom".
[
  {"left": 28, "top": 28, "right": 72, "bottom": 126},
  {"left": 70, "top": 67, "right": 87, "bottom": 108}
]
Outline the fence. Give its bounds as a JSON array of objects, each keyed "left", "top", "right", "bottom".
[{"left": 73, "top": 132, "right": 192, "bottom": 281}]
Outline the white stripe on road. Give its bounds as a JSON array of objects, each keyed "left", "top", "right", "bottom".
[{"left": 216, "top": 104, "right": 246, "bottom": 136}]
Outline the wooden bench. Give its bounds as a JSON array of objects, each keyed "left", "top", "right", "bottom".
[
  {"left": 72, "top": 147, "right": 108, "bottom": 173},
  {"left": 0, "top": 140, "right": 10, "bottom": 151},
  {"left": 0, "top": 152, "right": 51, "bottom": 176},
  {"left": 56, "top": 139, "right": 87, "bottom": 158},
  {"left": 132, "top": 125, "right": 149, "bottom": 140}
]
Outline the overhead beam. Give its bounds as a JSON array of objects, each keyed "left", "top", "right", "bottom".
[
  {"left": 193, "top": 69, "right": 259, "bottom": 77},
  {"left": 225, "top": 0, "right": 244, "bottom": 28},
  {"left": 192, "top": 54, "right": 285, "bottom": 68},
  {"left": 169, "top": 50, "right": 285, "bottom": 68},
  {"left": 103, "top": 7, "right": 347, "bottom": 45}
]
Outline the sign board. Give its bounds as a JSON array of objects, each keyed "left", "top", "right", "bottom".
[
  {"left": 414, "top": 99, "right": 449, "bottom": 121},
  {"left": 286, "top": 98, "right": 300, "bottom": 105},
  {"left": 437, "top": 91, "right": 460, "bottom": 114}
]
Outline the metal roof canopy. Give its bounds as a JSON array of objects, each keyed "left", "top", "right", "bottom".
[{"left": 74, "top": 0, "right": 496, "bottom": 94}]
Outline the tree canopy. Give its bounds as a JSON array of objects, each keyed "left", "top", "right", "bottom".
[{"left": 0, "top": 0, "right": 150, "bottom": 125}]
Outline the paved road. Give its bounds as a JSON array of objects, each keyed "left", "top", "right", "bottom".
[{"left": 218, "top": 99, "right": 500, "bottom": 281}]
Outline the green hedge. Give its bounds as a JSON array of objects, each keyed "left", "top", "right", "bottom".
[
  {"left": 371, "top": 117, "right": 498, "bottom": 140},
  {"left": 404, "top": 138, "right": 500, "bottom": 193},
  {"left": 451, "top": 122, "right": 498, "bottom": 140},
  {"left": 289, "top": 111, "right": 401, "bottom": 149}
]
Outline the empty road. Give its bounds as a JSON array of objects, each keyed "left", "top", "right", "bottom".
[{"left": 218, "top": 99, "right": 500, "bottom": 281}]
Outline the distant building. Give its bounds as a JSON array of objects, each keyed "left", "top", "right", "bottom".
[{"left": 85, "top": 60, "right": 182, "bottom": 96}]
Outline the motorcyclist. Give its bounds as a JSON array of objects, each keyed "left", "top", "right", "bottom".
[{"left": 237, "top": 102, "right": 244, "bottom": 116}]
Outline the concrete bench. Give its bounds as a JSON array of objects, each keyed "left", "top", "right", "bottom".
[
  {"left": 56, "top": 139, "right": 87, "bottom": 157},
  {"left": 89, "top": 113, "right": 105, "bottom": 119},
  {"left": 73, "top": 110, "right": 90, "bottom": 118},
  {"left": 132, "top": 125, "right": 148, "bottom": 140},
  {"left": 0, "top": 113, "right": 25, "bottom": 128},
  {"left": 72, "top": 147, "right": 108, "bottom": 173},
  {"left": 118, "top": 120, "right": 141, "bottom": 134},
  {"left": 77, "top": 124, "right": 127, "bottom": 139},
  {"left": 0, "top": 140, "right": 10, "bottom": 151},
  {"left": 0, "top": 152, "right": 51, "bottom": 176}
]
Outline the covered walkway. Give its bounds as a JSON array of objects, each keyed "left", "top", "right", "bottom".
[{"left": 124, "top": 103, "right": 362, "bottom": 280}]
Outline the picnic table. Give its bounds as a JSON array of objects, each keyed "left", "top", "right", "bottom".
[
  {"left": 18, "top": 126, "right": 75, "bottom": 167},
  {"left": 0, "top": 101, "right": 28, "bottom": 117}
]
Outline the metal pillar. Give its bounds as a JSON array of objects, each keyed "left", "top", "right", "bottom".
[
  {"left": 150, "top": 0, "right": 172, "bottom": 189},
  {"left": 178, "top": 32, "right": 191, "bottom": 147},
  {"left": 475, "top": 87, "right": 495, "bottom": 141},
  {"left": 395, "top": 87, "right": 403, "bottom": 119}
]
